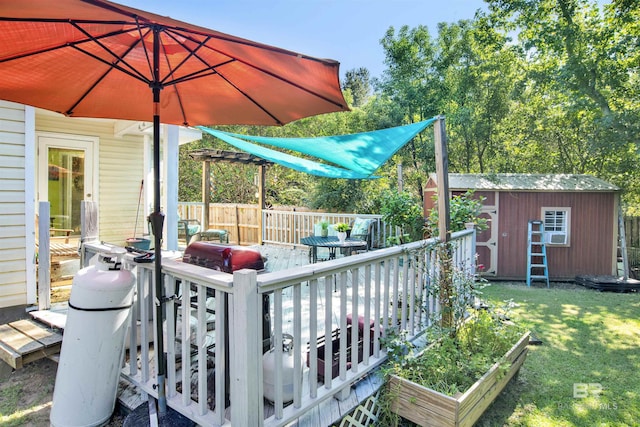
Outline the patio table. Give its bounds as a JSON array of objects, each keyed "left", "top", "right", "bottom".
[{"left": 300, "top": 235, "right": 367, "bottom": 263}]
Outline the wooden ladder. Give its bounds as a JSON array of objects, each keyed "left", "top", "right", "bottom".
[{"left": 527, "top": 220, "right": 550, "bottom": 287}]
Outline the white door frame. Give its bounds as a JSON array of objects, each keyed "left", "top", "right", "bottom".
[{"left": 37, "top": 132, "right": 99, "bottom": 215}]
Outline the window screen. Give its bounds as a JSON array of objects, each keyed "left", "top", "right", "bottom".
[{"left": 543, "top": 209, "right": 570, "bottom": 245}]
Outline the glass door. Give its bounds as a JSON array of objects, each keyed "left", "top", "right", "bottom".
[
  {"left": 47, "top": 148, "right": 84, "bottom": 231},
  {"left": 38, "top": 135, "right": 96, "bottom": 236}
]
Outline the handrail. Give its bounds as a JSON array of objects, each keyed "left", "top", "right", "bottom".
[
  {"left": 177, "top": 202, "right": 391, "bottom": 247},
  {"left": 261, "top": 210, "right": 390, "bottom": 248}
]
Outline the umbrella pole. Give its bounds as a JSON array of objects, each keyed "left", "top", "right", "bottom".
[
  {"left": 150, "top": 119, "right": 167, "bottom": 416},
  {"left": 150, "top": 27, "right": 168, "bottom": 416}
]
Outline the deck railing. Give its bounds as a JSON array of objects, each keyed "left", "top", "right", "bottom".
[
  {"left": 261, "top": 210, "right": 390, "bottom": 248},
  {"left": 177, "top": 202, "right": 391, "bottom": 247},
  {"left": 82, "top": 228, "right": 476, "bottom": 426}
]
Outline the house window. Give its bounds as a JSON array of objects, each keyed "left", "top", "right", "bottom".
[{"left": 542, "top": 207, "right": 571, "bottom": 246}]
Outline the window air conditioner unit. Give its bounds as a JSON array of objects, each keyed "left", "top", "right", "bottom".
[{"left": 546, "top": 232, "right": 567, "bottom": 245}]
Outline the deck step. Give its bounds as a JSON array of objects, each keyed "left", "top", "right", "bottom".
[
  {"left": 0, "top": 319, "right": 62, "bottom": 369},
  {"left": 29, "top": 308, "right": 68, "bottom": 330}
]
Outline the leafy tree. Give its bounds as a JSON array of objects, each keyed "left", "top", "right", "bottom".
[
  {"left": 178, "top": 139, "right": 205, "bottom": 202},
  {"left": 487, "top": 0, "right": 640, "bottom": 205},
  {"left": 178, "top": 133, "right": 273, "bottom": 205},
  {"left": 377, "top": 25, "right": 442, "bottom": 203},
  {"left": 310, "top": 178, "right": 360, "bottom": 212},
  {"left": 435, "top": 17, "right": 520, "bottom": 174},
  {"left": 380, "top": 190, "right": 424, "bottom": 243},
  {"left": 426, "top": 190, "right": 488, "bottom": 237},
  {"left": 342, "top": 67, "right": 371, "bottom": 107},
  {"left": 177, "top": 0, "right": 640, "bottom": 216}
]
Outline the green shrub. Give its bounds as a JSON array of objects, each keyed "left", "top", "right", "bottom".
[
  {"left": 387, "top": 308, "right": 523, "bottom": 396},
  {"left": 380, "top": 190, "right": 424, "bottom": 244},
  {"left": 426, "top": 190, "right": 488, "bottom": 237}
]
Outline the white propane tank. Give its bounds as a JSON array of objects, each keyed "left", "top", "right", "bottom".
[
  {"left": 50, "top": 248, "right": 135, "bottom": 427},
  {"left": 262, "top": 334, "right": 303, "bottom": 403}
]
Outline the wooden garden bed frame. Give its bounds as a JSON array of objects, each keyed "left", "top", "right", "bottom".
[{"left": 388, "top": 331, "right": 530, "bottom": 427}]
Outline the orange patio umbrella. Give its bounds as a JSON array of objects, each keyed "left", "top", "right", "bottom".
[{"left": 0, "top": 0, "right": 348, "bottom": 415}]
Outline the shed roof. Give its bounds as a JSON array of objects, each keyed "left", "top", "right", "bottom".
[{"left": 432, "top": 173, "right": 619, "bottom": 192}]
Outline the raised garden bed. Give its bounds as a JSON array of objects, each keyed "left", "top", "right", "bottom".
[{"left": 388, "top": 331, "right": 530, "bottom": 427}]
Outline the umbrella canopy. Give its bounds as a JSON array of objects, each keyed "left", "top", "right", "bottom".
[
  {"left": 0, "top": 0, "right": 348, "bottom": 416},
  {"left": 0, "top": 0, "right": 347, "bottom": 125}
]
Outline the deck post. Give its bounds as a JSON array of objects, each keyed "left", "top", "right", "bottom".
[
  {"left": 465, "top": 223, "right": 477, "bottom": 276},
  {"left": 202, "top": 160, "right": 211, "bottom": 230},
  {"left": 37, "top": 202, "right": 51, "bottom": 310},
  {"left": 434, "top": 116, "right": 450, "bottom": 243},
  {"left": 258, "top": 164, "right": 266, "bottom": 245},
  {"left": 231, "top": 269, "right": 263, "bottom": 426}
]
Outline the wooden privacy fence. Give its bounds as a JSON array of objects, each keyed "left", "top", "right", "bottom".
[
  {"left": 624, "top": 216, "right": 640, "bottom": 248},
  {"left": 179, "top": 202, "right": 262, "bottom": 245},
  {"left": 624, "top": 217, "right": 640, "bottom": 276}
]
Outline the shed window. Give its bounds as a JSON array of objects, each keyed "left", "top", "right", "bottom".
[{"left": 542, "top": 207, "right": 571, "bottom": 246}]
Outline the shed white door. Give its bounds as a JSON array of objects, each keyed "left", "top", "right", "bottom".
[{"left": 37, "top": 134, "right": 97, "bottom": 235}]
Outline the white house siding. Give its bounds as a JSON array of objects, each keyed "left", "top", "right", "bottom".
[
  {"left": 98, "top": 134, "right": 147, "bottom": 246},
  {"left": 0, "top": 101, "right": 29, "bottom": 308},
  {"left": 35, "top": 113, "right": 146, "bottom": 248}
]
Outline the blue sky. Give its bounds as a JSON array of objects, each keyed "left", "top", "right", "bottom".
[{"left": 118, "top": 0, "right": 489, "bottom": 79}]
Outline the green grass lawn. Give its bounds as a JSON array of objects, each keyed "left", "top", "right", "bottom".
[{"left": 476, "top": 282, "right": 640, "bottom": 427}]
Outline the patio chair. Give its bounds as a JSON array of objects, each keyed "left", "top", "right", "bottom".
[
  {"left": 49, "top": 228, "right": 80, "bottom": 261},
  {"left": 177, "top": 219, "right": 201, "bottom": 245},
  {"left": 50, "top": 228, "right": 74, "bottom": 245},
  {"left": 34, "top": 218, "right": 80, "bottom": 285},
  {"left": 34, "top": 215, "right": 79, "bottom": 261},
  {"left": 349, "top": 217, "right": 376, "bottom": 252}
]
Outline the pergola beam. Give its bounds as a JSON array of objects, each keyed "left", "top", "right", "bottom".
[{"left": 189, "top": 149, "right": 273, "bottom": 242}]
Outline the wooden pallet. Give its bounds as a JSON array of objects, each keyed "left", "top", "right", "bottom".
[
  {"left": 576, "top": 275, "right": 640, "bottom": 292},
  {"left": 0, "top": 319, "right": 62, "bottom": 369}
]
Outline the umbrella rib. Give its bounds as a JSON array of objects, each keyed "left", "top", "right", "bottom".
[
  {"left": 0, "top": 19, "right": 153, "bottom": 86},
  {"left": 170, "top": 26, "right": 338, "bottom": 65},
  {"left": 65, "top": 44, "right": 151, "bottom": 116},
  {"left": 158, "top": 31, "right": 212, "bottom": 86},
  {"left": 0, "top": 16, "right": 340, "bottom": 66},
  {"left": 0, "top": 19, "right": 136, "bottom": 68},
  {"left": 216, "top": 73, "right": 284, "bottom": 125},
  {"left": 78, "top": 0, "right": 340, "bottom": 66},
  {"left": 65, "top": 25, "right": 157, "bottom": 115},
  {"left": 71, "top": 20, "right": 153, "bottom": 83},
  {"left": 222, "top": 63, "right": 345, "bottom": 110},
  {"left": 133, "top": 17, "right": 155, "bottom": 85},
  {"left": 67, "top": 42, "right": 146, "bottom": 84},
  {"left": 166, "top": 29, "right": 345, "bottom": 110},
  {"left": 0, "top": 17, "right": 157, "bottom": 87},
  {"left": 0, "top": 18, "right": 345, "bottom": 111},
  {"left": 165, "top": 70, "right": 215, "bottom": 87}
]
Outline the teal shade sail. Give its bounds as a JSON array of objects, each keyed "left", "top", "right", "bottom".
[
  {"left": 198, "top": 127, "right": 374, "bottom": 179},
  {"left": 197, "top": 117, "right": 437, "bottom": 179}
]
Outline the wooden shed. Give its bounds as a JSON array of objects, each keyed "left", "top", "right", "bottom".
[{"left": 424, "top": 173, "right": 621, "bottom": 281}]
